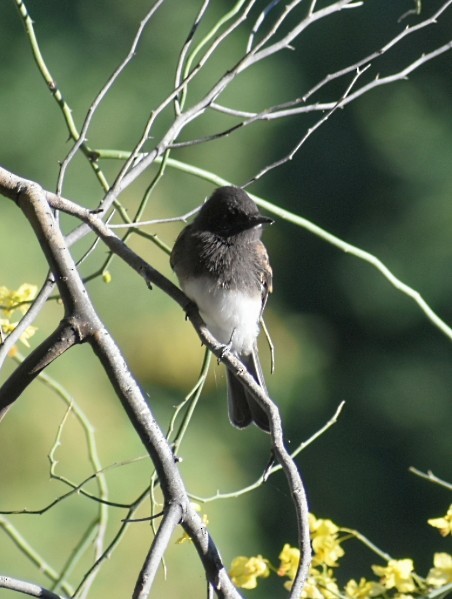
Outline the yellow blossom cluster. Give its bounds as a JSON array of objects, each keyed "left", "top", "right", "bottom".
[
  {"left": 309, "top": 513, "right": 345, "bottom": 567},
  {"left": 0, "top": 283, "right": 38, "bottom": 348},
  {"left": 230, "top": 555, "right": 270, "bottom": 589},
  {"left": 228, "top": 508, "right": 452, "bottom": 598},
  {"left": 428, "top": 504, "right": 452, "bottom": 537}
]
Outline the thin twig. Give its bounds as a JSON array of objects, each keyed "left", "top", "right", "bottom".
[
  {"left": 248, "top": 0, "right": 362, "bottom": 65},
  {"left": 52, "top": 518, "right": 99, "bottom": 595},
  {"left": 132, "top": 503, "right": 182, "bottom": 599},
  {"left": 247, "top": 0, "right": 283, "bottom": 52},
  {"left": 174, "top": 0, "right": 211, "bottom": 115},
  {"left": 13, "top": 0, "right": 109, "bottom": 190},
  {"left": 245, "top": 65, "right": 368, "bottom": 186},
  {"left": 0, "top": 276, "right": 55, "bottom": 370},
  {"left": 409, "top": 468, "right": 452, "bottom": 491},
  {"left": 191, "top": 401, "right": 345, "bottom": 503},
  {"left": 177, "top": 0, "right": 253, "bottom": 113},
  {"left": 109, "top": 156, "right": 452, "bottom": 343},
  {"left": 167, "top": 348, "right": 212, "bottom": 450},
  {"left": 56, "top": 0, "right": 168, "bottom": 195},
  {"left": 0, "top": 518, "right": 74, "bottom": 596},
  {"left": 72, "top": 486, "right": 152, "bottom": 597},
  {"left": 35, "top": 362, "right": 109, "bottom": 597},
  {"left": 0, "top": 457, "right": 146, "bottom": 515},
  {"left": 211, "top": 0, "right": 452, "bottom": 121},
  {"left": 108, "top": 205, "right": 201, "bottom": 229},
  {"left": 260, "top": 317, "right": 275, "bottom": 374},
  {"left": 339, "top": 527, "right": 393, "bottom": 563}
]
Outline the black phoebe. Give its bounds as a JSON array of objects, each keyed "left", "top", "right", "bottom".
[{"left": 170, "top": 186, "right": 274, "bottom": 432}]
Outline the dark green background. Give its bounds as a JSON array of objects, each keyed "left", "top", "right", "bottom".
[{"left": 1, "top": 1, "right": 451, "bottom": 597}]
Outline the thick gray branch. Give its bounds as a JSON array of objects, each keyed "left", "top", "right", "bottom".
[
  {"left": 0, "top": 575, "right": 65, "bottom": 599},
  {"left": 0, "top": 166, "right": 241, "bottom": 598}
]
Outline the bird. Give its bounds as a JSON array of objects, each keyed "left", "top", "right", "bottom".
[{"left": 170, "top": 186, "right": 274, "bottom": 431}]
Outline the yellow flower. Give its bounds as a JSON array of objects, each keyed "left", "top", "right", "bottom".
[
  {"left": 312, "top": 533, "right": 345, "bottom": 567},
  {"left": 428, "top": 505, "right": 452, "bottom": 537},
  {"left": 309, "top": 513, "right": 345, "bottom": 567},
  {"left": 286, "top": 567, "right": 339, "bottom": 598},
  {"left": 0, "top": 283, "right": 38, "bottom": 317},
  {"left": 0, "top": 319, "right": 37, "bottom": 348},
  {"left": 310, "top": 567, "right": 340, "bottom": 599},
  {"left": 372, "top": 559, "right": 416, "bottom": 593},
  {"left": 277, "top": 544, "right": 300, "bottom": 580},
  {"left": 230, "top": 555, "right": 269, "bottom": 589},
  {"left": 426, "top": 552, "right": 452, "bottom": 588},
  {"left": 0, "top": 284, "right": 38, "bottom": 348},
  {"left": 289, "top": 568, "right": 323, "bottom": 598},
  {"left": 309, "top": 513, "right": 339, "bottom": 536},
  {"left": 345, "top": 578, "right": 385, "bottom": 598}
]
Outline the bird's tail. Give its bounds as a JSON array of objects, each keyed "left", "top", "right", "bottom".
[{"left": 226, "top": 348, "right": 270, "bottom": 432}]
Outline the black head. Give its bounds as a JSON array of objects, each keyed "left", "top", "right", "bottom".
[{"left": 194, "top": 186, "right": 274, "bottom": 235}]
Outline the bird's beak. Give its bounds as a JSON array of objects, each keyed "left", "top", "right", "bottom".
[{"left": 256, "top": 215, "right": 274, "bottom": 226}]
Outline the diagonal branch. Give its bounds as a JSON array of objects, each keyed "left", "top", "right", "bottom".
[
  {"left": 132, "top": 503, "right": 183, "bottom": 599},
  {"left": 0, "top": 168, "right": 242, "bottom": 598},
  {"left": 244, "top": 65, "right": 368, "bottom": 185},
  {"left": 0, "top": 321, "right": 79, "bottom": 419},
  {"left": 56, "top": 0, "right": 169, "bottom": 195},
  {"left": 0, "top": 575, "right": 65, "bottom": 599},
  {"left": 0, "top": 276, "right": 55, "bottom": 371},
  {"left": 42, "top": 185, "right": 312, "bottom": 596}
]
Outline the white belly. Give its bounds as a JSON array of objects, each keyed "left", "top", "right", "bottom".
[{"left": 182, "top": 277, "right": 261, "bottom": 355}]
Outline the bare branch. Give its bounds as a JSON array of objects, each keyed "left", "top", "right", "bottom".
[
  {"left": 191, "top": 401, "right": 346, "bottom": 503},
  {"left": 245, "top": 65, "right": 368, "bottom": 185},
  {"left": 247, "top": 0, "right": 283, "bottom": 52},
  {"left": 0, "top": 576, "right": 65, "bottom": 599},
  {"left": 211, "top": 1, "right": 452, "bottom": 122},
  {"left": 246, "top": 0, "right": 362, "bottom": 65},
  {"left": 174, "top": 0, "right": 211, "bottom": 115},
  {"left": 0, "top": 518, "right": 74, "bottom": 596},
  {"left": 0, "top": 276, "right": 55, "bottom": 371},
  {"left": 409, "top": 468, "right": 452, "bottom": 491},
  {"left": 43, "top": 187, "right": 312, "bottom": 597},
  {"left": 108, "top": 204, "right": 201, "bottom": 229},
  {"left": 132, "top": 503, "right": 183, "bottom": 599},
  {"left": 108, "top": 158, "right": 452, "bottom": 343},
  {"left": 0, "top": 168, "right": 242, "bottom": 598},
  {"left": 0, "top": 321, "right": 80, "bottom": 419},
  {"left": 57, "top": 0, "right": 169, "bottom": 195}
]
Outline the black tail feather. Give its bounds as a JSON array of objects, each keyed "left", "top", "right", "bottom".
[{"left": 226, "top": 348, "right": 270, "bottom": 432}]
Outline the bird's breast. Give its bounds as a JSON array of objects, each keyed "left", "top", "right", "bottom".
[{"left": 181, "top": 276, "right": 261, "bottom": 355}]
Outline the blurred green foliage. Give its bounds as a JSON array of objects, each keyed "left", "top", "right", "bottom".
[{"left": 0, "top": 1, "right": 451, "bottom": 597}]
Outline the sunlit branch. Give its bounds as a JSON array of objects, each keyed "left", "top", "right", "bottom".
[
  {"left": 0, "top": 575, "right": 65, "bottom": 599},
  {"left": 13, "top": 0, "right": 109, "bottom": 190},
  {"left": 121, "top": 158, "right": 452, "bottom": 343},
  {"left": 56, "top": 0, "right": 168, "bottom": 196},
  {"left": 245, "top": 65, "right": 368, "bottom": 185},
  {"left": 247, "top": 0, "right": 283, "bottom": 52},
  {"left": 191, "top": 401, "right": 345, "bottom": 503},
  {"left": 174, "top": 0, "right": 211, "bottom": 115},
  {"left": 212, "top": 0, "right": 452, "bottom": 120},
  {"left": 409, "top": 467, "right": 452, "bottom": 491}
]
